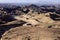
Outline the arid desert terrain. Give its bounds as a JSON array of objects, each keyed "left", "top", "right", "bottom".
[{"left": 0, "top": 4, "right": 60, "bottom": 40}]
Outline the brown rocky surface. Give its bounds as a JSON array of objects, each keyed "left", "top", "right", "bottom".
[
  {"left": 0, "top": 5, "right": 60, "bottom": 40},
  {"left": 1, "top": 26, "right": 60, "bottom": 40},
  {"left": 0, "top": 11, "right": 60, "bottom": 40}
]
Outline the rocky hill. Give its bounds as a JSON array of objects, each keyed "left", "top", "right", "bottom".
[{"left": 0, "top": 4, "right": 60, "bottom": 40}]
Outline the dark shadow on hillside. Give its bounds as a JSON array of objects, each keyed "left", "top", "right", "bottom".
[
  {"left": 0, "top": 20, "right": 27, "bottom": 38},
  {"left": 0, "top": 15, "right": 16, "bottom": 25},
  {"left": 50, "top": 14, "right": 60, "bottom": 21}
]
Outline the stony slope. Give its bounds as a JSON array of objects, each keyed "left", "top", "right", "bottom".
[{"left": 0, "top": 11, "right": 60, "bottom": 40}]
